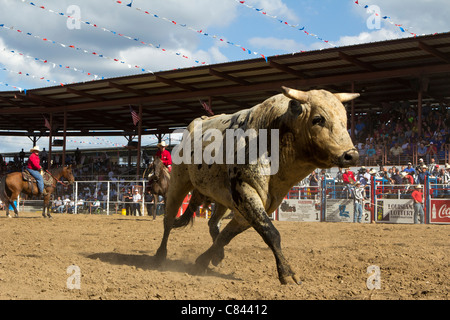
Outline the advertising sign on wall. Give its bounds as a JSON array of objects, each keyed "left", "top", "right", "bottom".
[
  {"left": 278, "top": 199, "right": 321, "bottom": 222},
  {"left": 429, "top": 199, "right": 450, "bottom": 224},
  {"left": 325, "top": 199, "right": 370, "bottom": 223},
  {"left": 376, "top": 199, "right": 415, "bottom": 224}
]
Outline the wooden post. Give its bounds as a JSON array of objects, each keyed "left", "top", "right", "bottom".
[
  {"left": 351, "top": 82, "right": 355, "bottom": 141},
  {"left": 136, "top": 104, "right": 143, "bottom": 176},
  {"left": 418, "top": 89, "right": 423, "bottom": 137},
  {"left": 48, "top": 114, "right": 53, "bottom": 169},
  {"left": 62, "top": 109, "right": 67, "bottom": 167}
]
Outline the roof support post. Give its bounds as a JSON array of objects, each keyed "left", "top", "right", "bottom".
[
  {"left": 418, "top": 89, "right": 423, "bottom": 137},
  {"left": 62, "top": 109, "right": 67, "bottom": 167},
  {"left": 48, "top": 114, "right": 53, "bottom": 170},
  {"left": 351, "top": 81, "right": 356, "bottom": 141},
  {"left": 136, "top": 104, "right": 143, "bottom": 177}
]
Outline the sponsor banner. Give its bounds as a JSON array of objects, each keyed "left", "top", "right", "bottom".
[
  {"left": 430, "top": 199, "right": 450, "bottom": 224},
  {"left": 278, "top": 199, "right": 320, "bottom": 222},
  {"left": 376, "top": 199, "right": 415, "bottom": 224},
  {"left": 325, "top": 199, "right": 370, "bottom": 223}
]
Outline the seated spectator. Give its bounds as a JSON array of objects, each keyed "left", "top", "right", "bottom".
[
  {"left": 52, "top": 196, "right": 64, "bottom": 213},
  {"left": 366, "top": 144, "right": 376, "bottom": 164},
  {"left": 389, "top": 143, "right": 403, "bottom": 159},
  {"left": 426, "top": 142, "right": 438, "bottom": 163},
  {"left": 417, "top": 143, "right": 427, "bottom": 160}
]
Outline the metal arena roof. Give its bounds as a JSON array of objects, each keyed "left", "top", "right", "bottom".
[{"left": 1, "top": 32, "right": 450, "bottom": 138}]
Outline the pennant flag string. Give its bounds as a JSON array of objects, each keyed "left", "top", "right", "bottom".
[
  {"left": 0, "top": 63, "right": 67, "bottom": 87},
  {"left": 15, "top": 0, "right": 208, "bottom": 66},
  {"left": 0, "top": 80, "right": 24, "bottom": 92},
  {"left": 353, "top": 0, "right": 421, "bottom": 37},
  {"left": 0, "top": 22, "right": 155, "bottom": 74},
  {"left": 1, "top": 46, "right": 104, "bottom": 81},
  {"left": 234, "top": 0, "right": 336, "bottom": 47},
  {"left": 114, "top": 0, "right": 269, "bottom": 61}
]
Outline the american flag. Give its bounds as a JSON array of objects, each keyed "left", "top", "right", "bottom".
[
  {"left": 199, "top": 100, "right": 214, "bottom": 116},
  {"left": 130, "top": 105, "right": 140, "bottom": 126},
  {"left": 43, "top": 116, "right": 51, "bottom": 130}
]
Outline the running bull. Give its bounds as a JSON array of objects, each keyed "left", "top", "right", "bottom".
[{"left": 154, "top": 87, "right": 360, "bottom": 284}]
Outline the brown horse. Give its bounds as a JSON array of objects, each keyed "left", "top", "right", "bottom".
[
  {"left": 0, "top": 165, "right": 75, "bottom": 218},
  {"left": 146, "top": 157, "right": 170, "bottom": 219}
]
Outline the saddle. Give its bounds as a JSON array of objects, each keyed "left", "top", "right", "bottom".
[{"left": 22, "top": 170, "right": 53, "bottom": 188}]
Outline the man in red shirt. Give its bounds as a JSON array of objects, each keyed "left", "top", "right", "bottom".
[
  {"left": 342, "top": 168, "right": 356, "bottom": 184},
  {"left": 27, "top": 146, "right": 47, "bottom": 196},
  {"left": 411, "top": 184, "right": 424, "bottom": 224},
  {"left": 156, "top": 141, "right": 172, "bottom": 172}
]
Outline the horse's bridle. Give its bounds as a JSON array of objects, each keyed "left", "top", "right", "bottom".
[{"left": 45, "top": 169, "right": 70, "bottom": 187}]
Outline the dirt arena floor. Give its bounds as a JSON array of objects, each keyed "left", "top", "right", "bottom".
[{"left": 0, "top": 211, "right": 448, "bottom": 300}]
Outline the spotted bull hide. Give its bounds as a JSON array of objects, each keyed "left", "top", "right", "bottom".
[{"left": 155, "top": 87, "right": 359, "bottom": 284}]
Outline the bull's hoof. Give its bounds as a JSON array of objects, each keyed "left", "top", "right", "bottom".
[{"left": 279, "top": 274, "right": 302, "bottom": 285}]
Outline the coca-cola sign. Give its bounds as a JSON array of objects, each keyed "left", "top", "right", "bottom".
[{"left": 431, "top": 200, "right": 450, "bottom": 224}]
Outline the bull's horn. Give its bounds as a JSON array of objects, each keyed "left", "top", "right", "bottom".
[
  {"left": 334, "top": 93, "right": 360, "bottom": 103},
  {"left": 281, "top": 86, "right": 309, "bottom": 103}
]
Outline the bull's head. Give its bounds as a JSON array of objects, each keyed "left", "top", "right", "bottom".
[{"left": 281, "top": 86, "right": 359, "bottom": 168}]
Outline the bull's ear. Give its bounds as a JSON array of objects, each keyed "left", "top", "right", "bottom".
[
  {"left": 281, "top": 86, "right": 309, "bottom": 103},
  {"left": 288, "top": 99, "right": 303, "bottom": 117},
  {"left": 334, "top": 93, "right": 360, "bottom": 103}
]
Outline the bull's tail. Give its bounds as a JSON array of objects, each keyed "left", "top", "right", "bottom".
[{"left": 172, "top": 189, "right": 207, "bottom": 229}]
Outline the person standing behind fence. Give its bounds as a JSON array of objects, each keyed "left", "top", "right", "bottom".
[
  {"left": 411, "top": 185, "right": 424, "bottom": 224},
  {"left": 132, "top": 189, "right": 142, "bottom": 216},
  {"left": 145, "top": 190, "right": 155, "bottom": 220},
  {"left": 352, "top": 181, "right": 365, "bottom": 223},
  {"left": 123, "top": 189, "right": 133, "bottom": 216}
]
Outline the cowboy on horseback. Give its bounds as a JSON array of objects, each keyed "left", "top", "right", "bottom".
[
  {"left": 156, "top": 141, "right": 172, "bottom": 172},
  {"left": 26, "top": 146, "right": 48, "bottom": 196}
]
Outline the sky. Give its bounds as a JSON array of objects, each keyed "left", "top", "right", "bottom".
[{"left": 0, "top": 0, "right": 449, "bottom": 154}]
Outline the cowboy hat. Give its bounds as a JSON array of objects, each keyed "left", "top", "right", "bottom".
[
  {"left": 415, "top": 184, "right": 423, "bottom": 189},
  {"left": 401, "top": 172, "right": 408, "bottom": 177},
  {"left": 445, "top": 163, "right": 450, "bottom": 169},
  {"left": 30, "top": 146, "right": 40, "bottom": 152},
  {"left": 157, "top": 141, "right": 167, "bottom": 148}
]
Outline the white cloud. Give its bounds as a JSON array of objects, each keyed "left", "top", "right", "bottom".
[
  {"left": 248, "top": 36, "right": 303, "bottom": 53},
  {"left": 336, "top": 28, "right": 400, "bottom": 47}
]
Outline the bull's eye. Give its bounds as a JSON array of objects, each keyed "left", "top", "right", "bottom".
[{"left": 312, "top": 115, "right": 325, "bottom": 127}]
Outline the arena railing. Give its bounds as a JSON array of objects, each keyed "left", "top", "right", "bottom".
[{"left": 11, "top": 176, "right": 450, "bottom": 225}]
